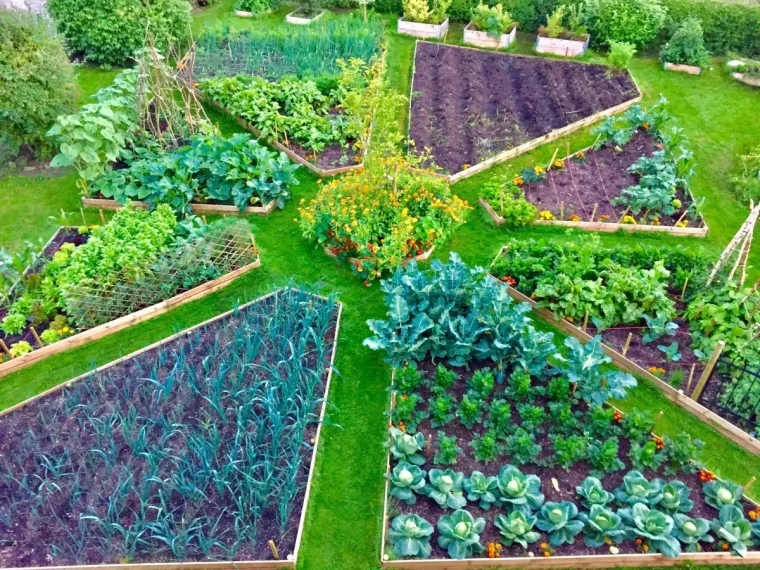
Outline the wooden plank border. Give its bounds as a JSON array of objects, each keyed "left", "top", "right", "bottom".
[
  {"left": 0, "top": 241, "right": 262, "bottom": 380},
  {"left": 323, "top": 245, "right": 435, "bottom": 267},
  {"left": 82, "top": 197, "right": 278, "bottom": 216},
  {"left": 0, "top": 288, "right": 343, "bottom": 570},
  {"left": 485, "top": 246, "right": 760, "bottom": 456}
]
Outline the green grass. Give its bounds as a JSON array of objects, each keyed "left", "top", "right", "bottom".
[{"left": 0, "top": 7, "right": 759, "bottom": 569}]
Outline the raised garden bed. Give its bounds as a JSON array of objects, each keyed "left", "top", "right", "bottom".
[
  {"left": 81, "top": 196, "right": 278, "bottom": 216},
  {"left": 463, "top": 22, "right": 517, "bottom": 49},
  {"left": 732, "top": 73, "right": 760, "bottom": 88},
  {"left": 408, "top": 42, "right": 640, "bottom": 181},
  {"left": 663, "top": 62, "right": 702, "bottom": 75},
  {"left": 535, "top": 33, "right": 590, "bottom": 57},
  {"left": 285, "top": 8, "right": 326, "bottom": 24},
  {"left": 0, "top": 287, "right": 341, "bottom": 568},
  {"left": 397, "top": 18, "right": 449, "bottom": 39}
]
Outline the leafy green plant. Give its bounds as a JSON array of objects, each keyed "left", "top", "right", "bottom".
[
  {"left": 703, "top": 480, "right": 743, "bottom": 510},
  {"left": 710, "top": 506, "right": 753, "bottom": 556},
  {"left": 614, "top": 471, "right": 664, "bottom": 506},
  {"left": 481, "top": 182, "right": 536, "bottom": 227},
  {"left": 456, "top": 393, "right": 483, "bottom": 429},
  {"left": 543, "top": 5, "right": 567, "bottom": 38},
  {"left": 657, "top": 341, "right": 682, "bottom": 362},
  {"left": 388, "top": 428, "right": 427, "bottom": 465},
  {"left": 424, "top": 469, "right": 466, "bottom": 509},
  {"left": 661, "top": 17, "right": 711, "bottom": 67},
  {"left": 546, "top": 376, "right": 571, "bottom": 402},
  {"left": 504, "top": 428, "right": 541, "bottom": 465},
  {"left": 429, "top": 393, "right": 456, "bottom": 428},
  {"left": 494, "top": 511, "right": 540, "bottom": 548},
  {"left": 463, "top": 471, "right": 498, "bottom": 509},
  {"left": 436, "top": 509, "right": 485, "bottom": 559},
  {"left": 661, "top": 433, "right": 703, "bottom": 475},
  {"left": 495, "top": 465, "right": 544, "bottom": 514},
  {"left": 517, "top": 403, "right": 545, "bottom": 432},
  {"left": 673, "top": 514, "right": 713, "bottom": 552},
  {"left": 389, "top": 462, "right": 426, "bottom": 505},
  {"left": 397, "top": 364, "right": 425, "bottom": 393},
  {"left": 469, "top": 430, "right": 501, "bottom": 464},
  {"left": 536, "top": 502, "right": 584, "bottom": 546},
  {"left": 9, "top": 341, "right": 33, "bottom": 358},
  {"left": 392, "top": 393, "right": 426, "bottom": 431},
  {"left": 435, "top": 364, "right": 458, "bottom": 390},
  {"left": 587, "top": 438, "right": 625, "bottom": 474},
  {"left": 655, "top": 481, "right": 693, "bottom": 515},
  {"left": 620, "top": 503, "right": 681, "bottom": 557},
  {"left": 629, "top": 440, "right": 666, "bottom": 471},
  {"left": 622, "top": 408, "right": 655, "bottom": 443},
  {"left": 402, "top": 0, "right": 430, "bottom": 22},
  {"left": 576, "top": 477, "right": 614, "bottom": 509},
  {"left": 590, "top": 0, "right": 667, "bottom": 47},
  {"left": 468, "top": 369, "right": 494, "bottom": 398},
  {"left": 552, "top": 434, "right": 589, "bottom": 470},
  {"left": 579, "top": 505, "right": 626, "bottom": 547},
  {"left": 642, "top": 313, "right": 679, "bottom": 344},
  {"left": 547, "top": 401, "right": 580, "bottom": 436},
  {"left": 434, "top": 432, "right": 463, "bottom": 465},
  {"left": 471, "top": 3, "right": 513, "bottom": 36},
  {"left": 508, "top": 368, "right": 534, "bottom": 401},
  {"left": 1, "top": 313, "right": 26, "bottom": 335},
  {"left": 485, "top": 399, "right": 512, "bottom": 437},
  {"left": 388, "top": 514, "right": 434, "bottom": 559},
  {"left": 607, "top": 41, "right": 636, "bottom": 70},
  {"left": 585, "top": 405, "right": 620, "bottom": 439}
]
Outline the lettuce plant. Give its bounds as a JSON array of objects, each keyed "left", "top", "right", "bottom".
[
  {"left": 614, "top": 471, "right": 664, "bottom": 506},
  {"left": 576, "top": 476, "right": 614, "bottom": 509},
  {"left": 496, "top": 465, "right": 544, "bottom": 514},
  {"left": 494, "top": 511, "right": 541, "bottom": 548},
  {"left": 388, "top": 428, "right": 426, "bottom": 466},
  {"left": 578, "top": 505, "right": 626, "bottom": 548},
  {"left": 536, "top": 501, "right": 584, "bottom": 546},
  {"left": 388, "top": 514, "right": 434, "bottom": 559},
  {"left": 673, "top": 514, "right": 713, "bottom": 552},
  {"left": 424, "top": 469, "right": 466, "bottom": 510},
  {"left": 656, "top": 481, "right": 693, "bottom": 515},
  {"left": 389, "top": 462, "right": 426, "bottom": 505},
  {"left": 703, "top": 480, "right": 743, "bottom": 510},
  {"left": 710, "top": 505, "right": 753, "bottom": 556},
  {"left": 436, "top": 509, "right": 486, "bottom": 559},
  {"left": 463, "top": 471, "right": 498, "bottom": 510},
  {"left": 619, "top": 503, "right": 681, "bottom": 557}
]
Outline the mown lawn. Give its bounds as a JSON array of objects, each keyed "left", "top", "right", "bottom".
[{"left": 0, "top": 5, "right": 758, "bottom": 570}]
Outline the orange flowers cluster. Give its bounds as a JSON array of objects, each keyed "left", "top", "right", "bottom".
[
  {"left": 486, "top": 542, "right": 503, "bottom": 558},
  {"left": 501, "top": 275, "right": 517, "bottom": 286},
  {"left": 652, "top": 436, "right": 664, "bottom": 451},
  {"left": 749, "top": 510, "right": 758, "bottom": 521},
  {"left": 613, "top": 410, "right": 623, "bottom": 423},
  {"left": 648, "top": 366, "right": 666, "bottom": 376},
  {"left": 598, "top": 214, "right": 610, "bottom": 222},
  {"left": 635, "top": 538, "right": 650, "bottom": 552},
  {"left": 567, "top": 214, "right": 581, "bottom": 222},
  {"left": 539, "top": 542, "right": 554, "bottom": 557},
  {"left": 699, "top": 468, "right": 716, "bottom": 482}
]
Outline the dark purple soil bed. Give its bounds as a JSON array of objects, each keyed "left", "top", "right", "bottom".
[
  {"left": 408, "top": 42, "right": 638, "bottom": 174},
  {"left": 389, "top": 359, "right": 757, "bottom": 560},
  {"left": 285, "top": 138, "right": 362, "bottom": 170},
  {"left": 0, "top": 290, "right": 338, "bottom": 567}
]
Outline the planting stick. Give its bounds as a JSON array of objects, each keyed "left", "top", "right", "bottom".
[
  {"left": 426, "top": 434, "right": 433, "bottom": 454},
  {"left": 268, "top": 540, "right": 279, "bottom": 560},
  {"left": 692, "top": 340, "right": 726, "bottom": 401},
  {"left": 747, "top": 476, "right": 757, "bottom": 491},
  {"left": 80, "top": 207, "right": 87, "bottom": 226},
  {"left": 681, "top": 277, "right": 689, "bottom": 299},
  {"left": 547, "top": 147, "right": 560, "bottom": 170},
  {"left": 686, "top": 363, "right": 697, "bottom": 394},
  {"left": 560, "top": 201, "right": 565, "bottom": 221},
  {"left": 29, "top": 327, "right": 43, "bottom": 349},
  {"left": 99, "top": 208, "right": 106, "bottom": 225},
  {"left": 202, "top": 215, "right": 207, "bottom": 224},
  {"left": 582, "top": 311, "right": 589, "bottom": 332},
  {"left": 590, "top": 203, "right": 599, "bottom": 222},
  {"left": 655, "top": 410, "right": 664, "bottom": 423},
  {"left": 616, "top": 207, "right": 631, "bottom": 223},
  {"left": 622, "top": 333, "right": 633, "bottom": 357},
  {"left": 0, "top": 340, "right": 11, "bottom": 357}
]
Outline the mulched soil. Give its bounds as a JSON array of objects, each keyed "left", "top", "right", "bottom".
[
  {"left": 408, "top": 42, "right": 638, "bottom": 174},
  {"left": 286, "top": 137, "right": 362, "bottom": 170},
  {"left": 389, "top": 359, "right": 758, "bottom": 561}
]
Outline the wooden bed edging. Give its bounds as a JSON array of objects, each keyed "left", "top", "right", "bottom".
[
  {"left": 479, "top": 197, "right": 709, "bottom": 237},
  {"left": 323, "top": 245, "right": 435, "bottom": 267},
  {"left": 0, "top": 257, "right": 262, "bottom": 380},
  {"left": 82, "top": 197, "right": 278, "bottom": 216},
  {"left": 0, "top": 288, "right": 343, "bottom": 570}
]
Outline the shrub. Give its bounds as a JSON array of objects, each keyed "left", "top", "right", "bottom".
[
  {"left": 0, "top": 11, "right": 76, "bottom": 163},
  {"left": 660, "top": 17, "right": 710, "bottom": 67},
  {"left": 471, "top": 3, "right": 513, "bottom": 36},
  {"left": 607, "top": 41, "right": 636, "bottom": 70},
  {"left": 47, "top": 0, "right": 191, "bottom": 66},
  {"left": 590, "top": 0, "right": 667, "bottom": 47}
]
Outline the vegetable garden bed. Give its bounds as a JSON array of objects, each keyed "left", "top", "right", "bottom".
[
  {"left": 0, "top": 287, "right": 341, "bottom": 567},
  {"left": 81, "top": 197, "right": 278, "bottom": 216},
  {"left": 407, "top": 42, "right": 640, "bottom": 181},
  {"left": 663, "top": 62, "right": 702, "bottom": 75}
]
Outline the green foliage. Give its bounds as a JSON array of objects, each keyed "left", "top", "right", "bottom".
[
  {"left": 551, "top": 434, "right": 588, "bottom": 469},
  {"left": 710, "top": 506, "right": 753, "bottom": 556},
  {"left": 536, "top": 501, "right": 584, "bottom": 546},
  {"left": 436, "top": 509, "right": 485, "bottom": 559},
  {"left": 642, "top": 313, "right": 679, "bottom": 344},
  {"left": 661, "top": 433, "right": 703, "bottom": 475},
  {"left": 9, "top": 340, "right": 33, "bottom": 357},
  {"left": 481, "top": 182, "right": 536, "bottom": 227},
  {"left": 469, "top": 430, "right": 501, "bottom": 463},
  {"left": 388, "top": 514, "right": 434, "bottom": 559},
  {"left": 504, "top": 427, "right": 541, "bottom": 465},
  {"left": 621, "top": 407, "right": 655, "bottom": 443},
  {"left": 517, "top": 403, "right": 545, "bottom": 432},
  {"left": 397, "top": 364, "right": 425, "bottom": 393},
  {"left": 388, "top": 428, "right": 427, "bottom": 465},
  {"left": 434, "top": 432, "right": 463, "bottom": 465},
  {"left": 547, "top": 401, "right": 580, "bottom": 436},
  {"left": 620, "top": 503, "right": 681, "bottom": 557},
  {"left": 546, "top": 376, "right": 570, "bottom": 402},
  {"left": 585, "top": 405, "right": 619, "bottom": 439},
  {"left": 661, "top": 17, "right": 710, "bottom": 67},
  {"left": 435, "top": 364, "right": 458, "bottom": 390},
  {"left": 429, "top": 392, "right": 456, "bottom": 428},
  {"left": 590, "top": 0, "right": 666, "bottom": 47},
  {"left": 508, "top": 368, "right": 534, "bottom": 401},
  {"left": 495, "top": 464, "right": 544, "bottom": 514},
  {"left": 629, "top": 440, "right": 666, "bottom": 471},
  {"left": 1, "top": 312, "right": 26, "bottom": 335},
  {"left": 471, "top": 3, "right": 513, "bottom": 37},
  {"left": 579, "top": 505, "right": 626, "bottom": 548},
  {"left": 543, "top": 4, "right": 567, "bottom": 38},
  {"left": 657, "top": 341, "right": 681, "bottom": 362},
  {"left": 389, "top": 462, "right": 427, "bottom": 504},
  {"left": 655, "top": 481, "right": 693, "bottom": 515},
  {"left": 47, "top": 0, "right": 191, "bottom": 66},
  {"left": 392, "top": 393, "right": 426, "bottom": 431},
  {"left": 463, "top": 471, "right": 498, "bottom": 509},
  {"left": 587, "top": 437, "right": 625, "bottom": 474},
  {"left": 403, "top": 0, "right": 431, "bottom": 22},
  {"left": 576, "top": 476, "right": 614, "bottom": 509},
  {"left": 673, "top": 514, "right": 713, "bottom": 552},
  {"left": 485, "top": 399, "right": 512, "bottom": 437},
  {"left": 703, "top": 479, "right": 743, "bottom": 510},
  {"left": 235, "top": 0, "right": 271, "bottom": 14},
  {"left": 0, "top": 12, "right": 76, "bottom": 163},
  {"left": 614, "top": 470, "right": 664, "bottom": 506},
  {"left": 424, "top": 469, "right": 466, "bottom": 509},
  {"left": 607, "top": 40, "right": 636, "bottom": 70},
  {"left": 494, "top": 511, "right": 540, "bottom": 548},
  {"left": 467, "top": 369, "right": 494, "bottom": 398}
]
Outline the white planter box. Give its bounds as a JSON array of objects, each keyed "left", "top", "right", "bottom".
[
  {"left": 732, "top": 72, "right": 760, "bottom": 87},
  {"left": 234, "top": 9, "right": 254, "bottom": 17},
  {"left": 285, "top": 8, "right": 325, "bottom": 24},
  {"left": 463, "top": 21, "right": 516, "bottom": 48},
  {"left": 535, "top": 34, "right": 590, "bottom": 57},
  {"left": 397, "top": 17, "right": 449, "bottom": 39},
  {"left": 663, "top": 61, "right": 702, "bottom": 75}
]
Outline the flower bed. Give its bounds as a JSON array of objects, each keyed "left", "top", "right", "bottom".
[
  {"left": 0, "top": 287, "right": 341, "bottom": 567},
  {"left": 408, "top": 42, "right": 639, "bottom": 179},
  {"left": 363, "top": 255, "right": 760, "bottom": 565},
  {"left": 0, "top": 205, "right": 260, "bottom": 378}
]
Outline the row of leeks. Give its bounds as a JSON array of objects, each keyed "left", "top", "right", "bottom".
[{"left": 0, "top": 288, "right": 339, "bottom": 564}]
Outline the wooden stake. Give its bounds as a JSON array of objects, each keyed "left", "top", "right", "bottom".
[
  {"left": 268, "top": 540, "right": 279, "bottom": 560},
  {"left": 746, "top": 476, "right": 756, "bottom": 491},
  {"left": 590, "top": 203, "right": 599, "bottom": 222},
  {"left": 655, "top": 410, "right": 664, "bottom": 423},
  {"left": 616, "top": 207, "right": 631, "bottom": 223},
  {"left": 560, "top": 201, "right": 565, "bottom": 221},
  {"left": 686, "top": 363, "right": 696, "bottom": 394},
  {"left": 547, "top": 147, "right": 560, "bottom": 170},
  {"left": 80, "top": 207, "right": 87, "bottom": 226},
  {"left": 0, "top": 340, "right": 11, "bottom": 357},
  {"left": 622, "top": 333, "right": 633, "bottom": 357},
  {"left": 582, "top": 311, "right": 589, "bottom": 332},
  {"left": 201, "top": 215, "right": 207, "bottom": 224},
  {"left": 426, "top": 434, "right": 433, "bottom": 454},
  {"left": 99, "top": 209, "right": 106, "bottom": 225},
  {"left": 681, "top": 277, "right": 689, "bottom": 299},
  {"left": 692, "top": 340, "right": 726, "bottom": 400},
  {"left": 30, "top": 327, "right": 43, "bottom": 349}
]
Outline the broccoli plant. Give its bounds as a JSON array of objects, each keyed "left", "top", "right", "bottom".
[
  {"left": 456, "top": 392, "right": 483, "bottom": 429},
  {"left": 388, "top": 514, "right": 434, "bottom": 559},
  {"left": 620, "top": 503, "right": 681, "bottom": 557},
  {"left": 536, "top": 502, "right": 584, "bottom": 546},
  {"left": 576, "top": 476, "right": 614, "bottom": 509},
  {"left": 434, "top": 432, "right": 463, "bottom": 465},
  {"left": 388, "top": 428, "right": 426, "bottom": 466},
  {"left": 614, "top": 471, "right": 664, "bottom": 507},
  {"left": 463, "top": 471, "right": 498, "bottom": 510},
  {"left": 429, "top": 393, "right": 456, "bottom": 428},
  {"left": 389, "top": 462, "right": 426, "bottom": 505},
  {"left": 424, "top": 469, "right": 466, "bottom": 509},
  {"left": 504, "top": 428, "right": 541, "bottom": 465},
  {"left": 469, "top": 430, "right": 501, "bottom": 463},
  {"left": 468, "top": 369, "right": 494, "bottom": 397},
  {"left": 436, "top": 509, "right": 486, "bottom": 559},
  {"left": 496, "top": 465, "right": 544, "bottom": 514},
  {"left": 710, "top": 506, "right": 753, "bottom": 556},
  {"left": 485, "top": 398, "right": 512, "bottom": 437},
  {"left": 579, "top": 505, "right": 626, "bottom": 548},
  {"left": 673, "top": 514, "right": 713, "bottom": 552},
  {"left": 655, "top": 481, "right": 693, "bottom": 515},
  {"left": 494, "top": 511, "right": 541, "bottom": 548},
  {"left": 703, "top": 480, "right": 743, "bottom": 510}
]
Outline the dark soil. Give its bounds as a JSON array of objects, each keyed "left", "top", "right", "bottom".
[
  {"left": 286, "top": 138, "right": 362, "bottom": 170},
  {"left": 519, "top": 131, "right": 696, "bottom": 226},
  {"left": 0, "top": 290, "right": 339, "bottom": 567},
  {"left": 408, "top": 42, "right": 638, "bottom": 174},
  {"left": 390, "top": 360, "right": 757, "bottom": 560}
]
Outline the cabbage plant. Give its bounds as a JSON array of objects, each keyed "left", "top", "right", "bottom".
[
  {"left": 656, "top": 481, "right": 693, "bottom": 514},
  {"left": 673, "top": 514, "right": 713, "bottom": 552},
  {"left": 536, "top": 501, "right": 584, "bottom": 546},
  {"left": 388, "top": 428, "right": 426, "bottom": 466},
  {"left": 614, "top": 470, "right": 664, "bottom": 506},
  {"left": 703, "top": 480, "right": 743, "bottom": 510},
  {"left": 578, "top": 504, "right": 626, "bottom": 548},
  {"left": 494, "top": 511, "right": 541, "bottom": 548},
  {"left": 496, "top": 464, "right": 544, "bottom": 514},
  {"left": 710, "top": 505, "right": 753, "bottom": 556},
  {"left": 619, "top": 503, "right": 681, "bottom": 557},
  {"left": 437, "top": 509, "right": 486, "bottom": 559},
  {"left": 463, "top": 471, "right": 498, "bottom": 510},
  {"left": 388, "top": 514, "right": 434, "bottom": 559},
  {"left": 576, "top": 476, "right": 614, "bottom": 509},
  {"left": 424, "top": 469, "right": 466, "bottom": 509},
  {"left": 389, "top": 462, "right": 426, "bottom": 505}
]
